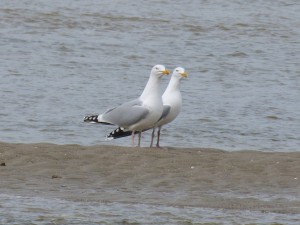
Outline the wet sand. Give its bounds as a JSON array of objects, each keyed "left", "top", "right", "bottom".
[{"left": 0, "top": 142, "right": 300, "bottom": 214}]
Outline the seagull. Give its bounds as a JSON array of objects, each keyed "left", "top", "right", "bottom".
[
  {"left": 83, "top": 65, "right": 170, "bottom": 147},
  {"left": 106, "top": 67, "right": 188, "bottom": 148},
  {"left": 150, "top": 67, "right": 187, "bottom": 147}
]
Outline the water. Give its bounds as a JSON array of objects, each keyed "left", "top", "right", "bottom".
[
  {"left": 1, "top": 0, "right": 300, "bottom": 151},
  {"left": 0, "top": 194, "right": 299, "bottom": 225},
  {"left": 1, "top": 1, "right": 300, "bottom": 223}
]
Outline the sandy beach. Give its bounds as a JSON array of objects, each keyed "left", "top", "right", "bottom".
[{"left": 0, "top": 142, "right": 300, "bottom": 217}]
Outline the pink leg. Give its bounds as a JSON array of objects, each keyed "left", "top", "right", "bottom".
[
  {"left": 156, "top": 126, "right": 161, "bottom": 148},
  {"left": 138, "top": 131, "right": 142, "bottom": 147},
  {"left": 150, "top": 127, "right": 156, "bottom": 147},
  {"left": 131, "top": 131, "right": 135, "bottom": 147}
]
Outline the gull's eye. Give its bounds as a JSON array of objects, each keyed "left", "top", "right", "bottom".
[{"left": 176, "top": 69, "right": 179, "bottom": 72}]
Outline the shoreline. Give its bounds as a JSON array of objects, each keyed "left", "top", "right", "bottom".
[{"left": 1, "top": 142, "right": 300, "bottom": 214}]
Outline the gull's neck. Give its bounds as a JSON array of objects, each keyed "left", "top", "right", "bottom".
[
  {"left": 165, "top": 76, "right": 180, "bottom": 93},
  {"left": 140, "top": 74, "right": 161, "bottom": 101}
]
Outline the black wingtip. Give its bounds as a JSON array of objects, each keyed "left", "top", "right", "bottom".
[
  {"left": 83, "top": 115, "right": 99, "bottom": 123},
  {"left": 106, "top": 127, "right": 133, "bottom": 140}
]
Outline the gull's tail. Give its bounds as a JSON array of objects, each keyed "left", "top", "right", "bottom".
[
  {"left": 83, "top": 115, "right": 99, "bottom": 123},
  {"left": 106, "top": 127, "right": 133, "bottom": 140}
]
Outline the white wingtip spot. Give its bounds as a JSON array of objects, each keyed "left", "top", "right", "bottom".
[{"left": 105, "top": 136, "right": 114, "bottom": 141}]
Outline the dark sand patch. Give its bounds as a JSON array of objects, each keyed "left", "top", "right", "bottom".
[{"left": 0, "top": 142, "right": 299, "bottom": 214}]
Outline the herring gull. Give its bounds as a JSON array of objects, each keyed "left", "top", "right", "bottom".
[
  {"left": 83, "top": 65, "right": 170, "bottom": 147},
  {"left": 150, "top": 67, "right": 188, "bottom": 147},
  {"left": 107, "top": 67, "right": 188, "bottom": 148}
]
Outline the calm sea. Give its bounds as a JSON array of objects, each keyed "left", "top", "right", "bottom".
[
  {"left": 1, "top": 0, "right": 300, "bottom": 151},
  {"left": 1, "top": 193, "right": 299, "bottom": 225},
  {"left": 0, "top": 0, "right": 300, "bottom": 223}
]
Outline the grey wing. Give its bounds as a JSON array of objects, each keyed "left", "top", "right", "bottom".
[
  {"left": 157, "top": 105, "right": 171, "bottom": 122},
  {"left": 102, "top": 99, "right": 149, "bottom": 127}
]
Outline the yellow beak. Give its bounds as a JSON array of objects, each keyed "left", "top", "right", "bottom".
[
  {"left": 180, "top": 72, "right": 188, "bottom": 77},
  {"left": 162, "top": 70, "right": 170, "bottom": 75}
]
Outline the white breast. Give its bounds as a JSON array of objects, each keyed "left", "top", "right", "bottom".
[{"left": 157, "top": 90, "right": 182, "bottom": 127}]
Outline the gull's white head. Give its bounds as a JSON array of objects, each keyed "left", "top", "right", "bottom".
[
  {"left": 151, "top": 65, "right": 170, "bottom": 78},
  {"left": 172, "top": 67, "right": 188, "bottom": 79}
]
